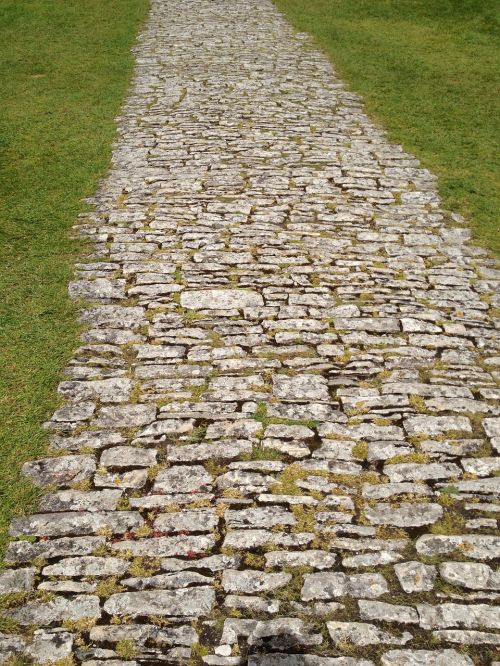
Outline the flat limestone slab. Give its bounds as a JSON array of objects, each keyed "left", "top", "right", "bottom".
[{"left": 180, "top": 289, "right": 264, "bottom": 310}]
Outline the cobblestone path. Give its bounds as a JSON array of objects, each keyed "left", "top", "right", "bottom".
[{"left": 1, "top": 0, "right": 499, "bottom": 664}]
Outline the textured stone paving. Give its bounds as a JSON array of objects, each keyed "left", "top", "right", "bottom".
[{"left": 1, "top": 0, "right": 499, "bottom": 664}]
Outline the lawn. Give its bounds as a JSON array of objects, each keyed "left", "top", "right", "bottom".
[
  {"left": 274, "top": 0, "right": 500, "bottom": 254},
  {"left": 0, "top": 0, "right": 148, "bottom": 556}
]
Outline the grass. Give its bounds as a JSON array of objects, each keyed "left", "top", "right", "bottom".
[
  {"left": 0, "top": 0, "right": 149, "bottom": 557},
  {"left": 273, "top": 0, "right": 500, "bottom": 254}
]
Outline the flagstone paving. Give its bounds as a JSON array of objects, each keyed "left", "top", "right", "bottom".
[{"left": 1, "top": 0, "right": 499, "bottom": 664}]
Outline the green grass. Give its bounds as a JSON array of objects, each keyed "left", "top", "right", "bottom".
[
  {"left": 0, "top": 0, "right": 149, "bottom": 557},
  {"left": 274, "top": 0, "right": 500, "bottom": 254}
]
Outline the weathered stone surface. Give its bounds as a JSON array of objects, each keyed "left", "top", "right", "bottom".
[
  {"left": 394, "top": 561, "right": 437, "bottom": 593},
  {"left": 248, "top": 658, "right": 373, "bottom": 666},
  {"left": 439, "top": 561, "right": 500, "bottom": 590},
  {"left": 94, "top": 468, "right": 148, "bottom": 489},
  {"left": 417, "top": 602, "right": 500, "bottom": 629},
  {"left": 226, "top": 507, "right": 295, "bottom": 530},
  {"left": 343, "top": 551, "right": 403, "bottom": 568},
  {"left": 0, "top": 568, "right": 35, "bottom": 593},
  {"left": 69, "top": 278, "right": 126, "bottom": 300},
  {"left": 154, "top": 509, "right": 218, "bottom": 533},
  {"left": 9, "top": 511, "right": 143, "bottom": 537},
  {"left": 154, "top": 465, "right": 212, "bottom": 493},
  {"left": 380, "top": 650, "right": 473, "bottom": 666},
  {"left": 432, "top": 629, "right": 500, "bottom": 645},
  {"left": 39, "top": 489, "right": 122, "bottom": 513},
  {"left": 58, "top": 377, "right": 132, "bottom": 403},
  {"left": 273, "top": 375, "right": 329, "bottom": 401},
  {"left": 415, "top": 534, "right": 500, "bottom": 560},
  {"left": 222, "top": 570, "right": 292, "bottom": 593},
  {"left": 358, "top": 600, "right": 418, "bottom": 624},
  {"left": 122, "top": 571, "right": 212, "bottom": 590},
  {"left": 94, "top": 404, "right": 156, "bottom": 427},
  {"left": 180, "top": 289, "right": 263, "bottom": 310},
  {"left": 161, "top": 554, "right": 240, "bottom": 572},
  {"left": 103, "top": 587, "right": 216, "bottom": 617},
  {"left": 100, "top": 445, "right": 157, "bottom": 468},
  {"left": 166, "top": 439, "right": 252, "bottom": 462},
  {"left": 265, "top": 550, "right": 337, "bottom": 570},
  {"left": 24, "top": 629, "right": 73, "bottom": 664},
  {"left": 404, "top": 415, "right": 472, "bottom": 436},
  {"left": 364, "top": 503, "right": 442, "bottom": 527},
  {"left": 224, "top": 595, "right": 280, "bottom": 615},
  {"left": 4, "top": 595, "right": 100, "bottom": 626},
  {"left": 22, "top": 455, "right": 96, "bottom": 487},
  {"left": 5, "top": 536, "right": 105, "bottom": 563},
  {"left": 110, "top": 534, "right": 215, "bottom": 557},
  {"left": 223, "top": 529, "right": 314, "bottom": 550},
  {"left": 327, "top": 621, "right": 412, "bottom": 646},
  {"left": 362, "top": 483, "right": 432, "bottom": 500},
  {"left": 89, "top": 622, "right": 197, "bottom": 645},
  {"left": 302, "top": 573, "right": 388, "bottom": 601},
  {"left": 42, "top": 556, "right": 129, "bottom": 577},
  {"left": 385, "top": 463, "right": 461, "bottom": 482}
]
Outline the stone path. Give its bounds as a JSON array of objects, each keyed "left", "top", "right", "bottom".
[{"left": 1, "top": 0, "right": 499, "bottom": 664}]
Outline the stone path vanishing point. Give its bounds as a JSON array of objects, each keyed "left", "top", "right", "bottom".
[{"left": 1, "top": 1, "right": 499, "bottom": 664}]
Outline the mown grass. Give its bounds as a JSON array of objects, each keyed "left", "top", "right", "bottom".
[
  {"left": 274, "top": 0, "right": 500, "bottom": 254},
  {"left": 0, "top": 0, "right": 149, "bottom": 556}
]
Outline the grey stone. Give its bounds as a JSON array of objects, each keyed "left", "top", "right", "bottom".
[
  {"left": 415, "top": 534, "right": 500, "bottom": 560},
  {"left": 166, "top": 439, "right": 252, "bottom": 462},
  {"left": 5, "top": 594, "right": 100, "bottom": 626},
  {"left": 94, "top": 468, "right": 148, "bottom": 489},
  {"left": 122, "top": 571, "right": 212, "bottom": 590},
  {"left": 5, "top": 536, "right": 105, "bottom": 563},
  {"left": 417, "top": 602, "right": 500, "bottom": 629},
  {"left": 42, "top": 556, "right": 129, "bottom": 577},
  {"left": 25, "top": 629, "right": 73, "bottom": 664},
  {"left": 154, "top": 509, "right": 218, "bottom": 533},
  {"left": 358, "top": 600, "right": 418, "bottom": 624},
  {"left": 39, "top": 489, "right": 122, "bottom": 513},
  {"left": 94, "top": 404, "right": 156, "bottom": 427},
  {"left": 343, "top": 551, "right": 403, "bottom": 568},
  {"left": 153, "top": 465, "right": 212, "bottom": 493},
  {"left": 0, "top": 568, "right": 35, "bottom": 593},
  {"left": 222, "top": 569, "right": 292, "bottom": 593},
  {"left": 273, "top": 374, "right": 329, "bottom": 401},
  {"left": 327, "top": 621, "right": 412, "bottom": 646},
  {"left": 364, "top": 502, "right": 443, "bottom": 527},
  {"left": 439, "top": 562, "right": 500, "bottom": 590},
  {"left": 265, "top": 550, "right": 337, "bottom": 570},
  {"left": 100, "top": 446, "right": 157, "bottom": 468},
  {"left": 69, "top": 278, "right": 126, "bottom": 300},
  {"left": 302, "top": 573, "right": 388, "bottom": 601},
  {"left": 180, "top": 289, "right": 263, "bottom": 310},
  {"left": 223, "top": 529, "right": 313, "bottom": 550},
  {"left": 432, "top": 630, "right": 500, "bottom": 644},
  {"left": 58, "top": 378, "right": 132, "bottom": 403},
  {"left": 103, "top": 587, "right": 215, "bottom": 617},
  {"left": 225, "top": 595, "right": 280, "bottom": 614},
  {"left": 385, "top": 462, "right": 461, "bottom": 482},
  {"left": 248, "top": 657, "right": 373, "bottom": 666},
  {"left": 22, "top": 455, "right": 96, "bottom": 487},
  {"left": 110, "top": 534, "right": 215, "bottom": 557},
  {"left": 380, "top": 650, "right": 474, "bottom": 666},
  {"left": 9, "top": 511, "right": 143, "bottom": 537},
  {"left": 226, "top": 507, "right": 295, "bottom": 530},
  {"left": 404, "top": 415, "right": 472, "bottom": 436},
  {"left": 362, "top": 483, "right": 432, "bottom": 500},
  {"left": 394, "top": 561, "right": 437, "bottom": 593},
  {"left": 89, "top": 622, "right": 197, "bottom": 645}
]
